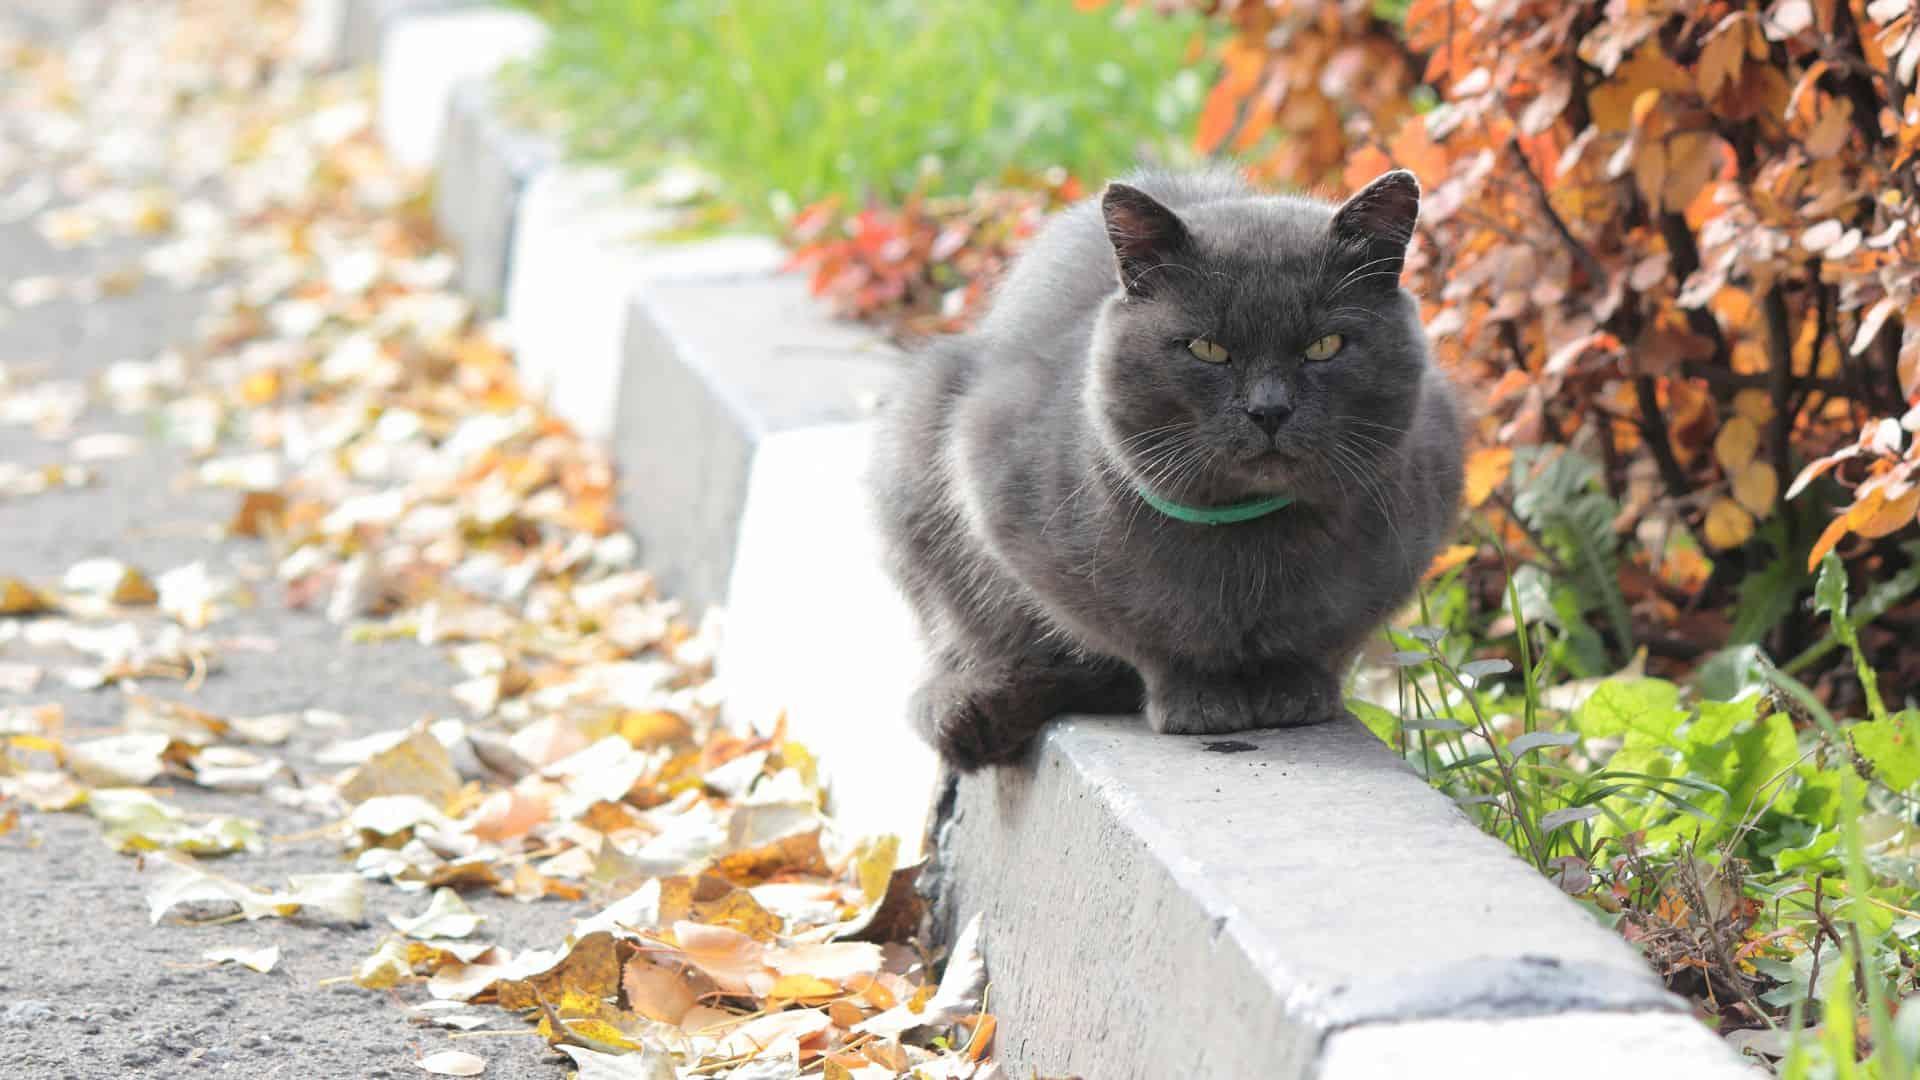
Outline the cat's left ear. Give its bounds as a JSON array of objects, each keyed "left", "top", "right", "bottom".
[
  {"left": 1330, "top": 169, "right": 1420, "bottom": 279},
  {"left": 1103, "top": 183, "right": 1190, "bottom": 297}
]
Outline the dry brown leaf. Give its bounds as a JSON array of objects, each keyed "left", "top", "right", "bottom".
[
  {"left": 338, "top": 728, "right": 462, "bottom": 807},
  {"left": 496, "top": 931, "right": 625, "bottom": 1010},
  {"left": 665, "top": 921, "right": 772, "bottom": 996},
  {"left": 620, "top": 957, "right": 698, "bottom": 1024}
]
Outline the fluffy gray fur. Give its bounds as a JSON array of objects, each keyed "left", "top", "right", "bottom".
[{"left": 871, "top": 169, "right": 1464, "bottom": 770}]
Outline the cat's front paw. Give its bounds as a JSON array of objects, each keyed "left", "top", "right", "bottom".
[
  {"left": 1146, "top": 665, "right": 1342, "bottom": 735},
  {"left": 1145, "top": 677, "right": 1261, "bottom": 735},
  {"left": 910, "top": 676, "right": 1034, "bottom": 772},
  {"left": 1249, "top": 666, "right": 1344, "bottom": 730}
]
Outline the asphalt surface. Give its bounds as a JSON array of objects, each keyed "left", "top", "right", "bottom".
[{"left": 0, "top": 5, "right": 588, "bottom": 1077}]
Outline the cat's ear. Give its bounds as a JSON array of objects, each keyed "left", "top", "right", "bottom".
[
  {"left": 1329, "top": 169, "right": 1420, "bottom": 278},
  {"left": 1102, "top": 183, "right": 1190, "bottom": 296}
]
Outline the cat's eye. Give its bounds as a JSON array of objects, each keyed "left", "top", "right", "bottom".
[
  {"left": 1303, "top": 333, "right": 1344, "bottom": 361},
  {"left": 1187, "top": 338, "right": 1230, "bottom": 364}
]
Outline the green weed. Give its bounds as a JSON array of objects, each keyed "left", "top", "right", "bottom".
[{"left": 1360, "top": 533, "right": 1920, "bottom": 1071}]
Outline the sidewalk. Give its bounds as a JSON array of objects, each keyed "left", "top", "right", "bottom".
[{"left": 0, "top": 5, "right": 580, "bottom": 1075}]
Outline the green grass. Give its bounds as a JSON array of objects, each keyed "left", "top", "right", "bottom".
[{"left": 506, "top": 0, "right": 1207, "bottom": 222}]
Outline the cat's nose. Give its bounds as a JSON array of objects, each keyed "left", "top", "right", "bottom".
[{"left": 1246, "top": 401, "right": 1293, "bottom": 437}]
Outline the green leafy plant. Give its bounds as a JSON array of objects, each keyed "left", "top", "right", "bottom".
[{"left": 1358, "top": 550, "right": 1920, "bottom": 1068}]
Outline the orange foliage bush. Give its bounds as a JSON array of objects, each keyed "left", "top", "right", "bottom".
[
  {"left": 1152, "top": 0, "right": 1920, "bottom": 616},
  {"left": 785, "top": 175, "right": 1084, "bottom": 340}
]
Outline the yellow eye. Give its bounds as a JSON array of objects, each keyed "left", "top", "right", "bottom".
[
  {"left": 1187, "top": 338, "right": 1230, "bottom": 364},
  {"left": 1303, "top": 333, "right": 1344, "bottom": 361}
]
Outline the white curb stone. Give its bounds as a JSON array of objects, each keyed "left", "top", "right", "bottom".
[
  {"left": 505, "top": 166, "right": 788, "bottom": 443},
  {"left": 342, "top": 0, "right": 483, "bottom": 67},
  {"left": 1321, "top": 1010, "right": 1761, "bottom": 1079},
  {"left": 719, "top": 421, "right": 937, "bottom": 857},
  {"left": 433, "top": 78, "right": 557, "bottom": 313},
  {"left": 609, "top": 277, "right": 897, "bottom": 608},
  {"left": 376, "top": 8, "right": 546, "bottom": 172},
  {"left": 293, "top": 0, "right": 345, "bottom": 69},
  {"left": 928, "top": 716, "right": 1749, "bottom": 1077}
]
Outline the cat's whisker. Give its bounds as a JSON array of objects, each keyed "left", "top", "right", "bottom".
[
  {"left": 1321, "top": 255, "right": 1403, "bottom": 302},
  {"left": 1322, "top": 270, "right": 1407, "bottom": 305}
]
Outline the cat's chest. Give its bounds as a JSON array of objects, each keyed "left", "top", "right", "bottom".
[{"left": 1096, "top": 517, "right": 1346, "bottom": 623}]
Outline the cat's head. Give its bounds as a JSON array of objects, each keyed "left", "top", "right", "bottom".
[{"left": 1088, "top": 170, "right": 1430, "bottom": 507}]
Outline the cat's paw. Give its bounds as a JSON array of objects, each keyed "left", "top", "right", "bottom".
[
  {"left": 1248, "top": 666, "right": 1344, "bottom": 729},
  {"left": 1145, "top": 678, "right": 1262, "bottom": 735},
  {"left": 1146, "top": 666, "right": 1342, "bottom": 734},
  {"left": 910, "top": 676, "right": 1034, "bottom": 772}
]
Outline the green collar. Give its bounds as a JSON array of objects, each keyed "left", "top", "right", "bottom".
[{"left": 1134, "top": 485, "right": 1294, "bottom": 525}]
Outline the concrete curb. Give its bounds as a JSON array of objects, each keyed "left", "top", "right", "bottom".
[
  {"left": 930, "top": 718, "right": 1755, "bottom": 1077},
  {"left": 342, "top": 0, "right": 485, "bottom": 68},
  {"left": 375, "top": 7, "right": 545, "bottom": 173},
  {"left": 348, "top": 5, "right": 1759, "bottom": 1074},
  {"left": 433, "top": 78, "right": 557, "bottom": 314}
]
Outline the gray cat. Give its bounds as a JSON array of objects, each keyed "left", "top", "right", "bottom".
[{"left": 872, "top": 169, "right": 1463, "bottom": 770}]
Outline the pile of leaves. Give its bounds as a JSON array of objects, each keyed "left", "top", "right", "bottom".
[{"left": 0, "top": 4, "right": 994, "bottom": 1077}]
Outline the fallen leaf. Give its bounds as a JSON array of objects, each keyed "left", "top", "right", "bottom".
[
  {"left": 356, "top": 939, "right": 416, "bottom": 989},
  {"left": 337, "top": 727, "right": 462, "bottom": 807},
  {"left": 203, "top": 944, "right": 281, "bottom": 973},
  {"left": 145, "top": 853, "right": 365, "bottom": 924},
  {"left": 667, "top": 921, "right": 772, "bottom": 996},
  {"left": 856, "top": 914, "right": 987, "bottom": 1038},
  {"left": 416, "top": 1050, "right": 486, "bottom": 1076},
  {"left": 391, "top": 888, "right": 486, "bottom": 939},
  {"left": 67, "top": 733, "right": 173, "bottom": 786},
  {"left": 554, "top": 1045, "right": 676, "bottom": 1080},
  {"left": 90, "top": 788, "right": 262, "bottom": 855},
  {"left": 0, "top": 578, "right": 55, "bottom": 615},
  {"left": 620, "top": 957, "right": 697, "bottom": 1024}
]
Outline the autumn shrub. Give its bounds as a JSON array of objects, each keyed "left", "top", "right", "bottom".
[{"left": 1124, "top": 0, "right": 1920, "bottom": 692}]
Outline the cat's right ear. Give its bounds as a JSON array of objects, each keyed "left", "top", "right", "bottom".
[
  {"left": 1102, "top": 183, "right": 1190, "bottom": 297},
  {"left": 1330, "top": 169, "right": 1420, "bottom": 277}
]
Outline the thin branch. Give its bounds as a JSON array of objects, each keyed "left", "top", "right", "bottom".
[{"left": 1508, "top": 137, "right": 1607, "bottom": 287}]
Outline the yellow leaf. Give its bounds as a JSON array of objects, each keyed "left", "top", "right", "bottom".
[
  {"left": 1661, "top": 132, "right": 1718, "bottom": 212},
  {"left": 1713, "top": 416, "right": 1761, "bottom": 474},
  {"left": 768, "top": 973, "right": 840, "bottom": 1002},
  {"left": 1731, "top": 388, "right": 1776, "bottom": 425},
  {"left": 0, "top": 578, "right": 55, "bottom": 615},
  {"left": 1424, "top": 543, "right": 1477, "bottom": 581},
  {"left": 1704, "top": 498, "right": 1756, "bottom": 550},
  {"left": 1858, "top": 485, "right": 1920, "bottom": 539},
  {"left": 227, "top": 491, "right": 288, "bottom": 538},
  {"left": 1807, "top": 510, "right": 1855, "bottom": 570},
  {"left": 1732, "top": 462, "right": 1778, "bottom": 516},
  {"left": 238, "top": 369, "right": 281, "bottom": 406},
  {"left": 964, "top": 1012, "right": 997, "bottom": 1061},
  {"left": 1463, "top": 447, "right": 1513, "bottom": 508},
  {"left": 561, "top": 1019, "right": 642, "bottom": 1051}
]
